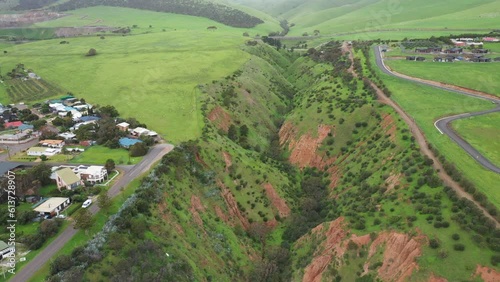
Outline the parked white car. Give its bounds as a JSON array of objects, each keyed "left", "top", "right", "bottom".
[{"left": 82, "top": 199, "right": 92, "bottom": 208}]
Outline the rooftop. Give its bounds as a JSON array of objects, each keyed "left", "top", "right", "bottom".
[
  {"left": 40, "top": 139, "right": 64, "bottom": 145},
  {"left": 119, "top": 137, "right": 143, "bottom": 147},
  {"left": 0, "top": 240, "right": 9, "bottom": 251},
  {"left": 55, "top": 167, "right": 81, "bottom": 184},
  {"left": 117, "top": 122, "right": 130, "bottom": 127},
  {"left": 33, "top": 197, "right": 69, "bottom": 213}
]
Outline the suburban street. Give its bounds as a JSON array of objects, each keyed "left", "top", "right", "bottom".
[
  {"left": 9, "top": 143, "right": 174, "bottom": 282},
  {"left": 373, "top": 45, "right": 500, "bottom": 174}
]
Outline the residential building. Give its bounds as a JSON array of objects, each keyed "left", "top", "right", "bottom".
[
  {"left": 132, "top": 127, "right": 158, "bottom": 137},
  {"left": 119, "top": 137, "right": 143, "bottom": 148},
  {"left": 116, "top": 122, "right": 130, "bottom": 132},
  {"left": 79, "top": 165, "right": 108, "bottom": 184},
  {"left": 27, "top": 147, "right": 60, "bottom": 156},
  {"left": 55, "top": 167, "right": 82, "bottom": 190},
  {"left": 39, "top": 139, "right": 65, "bottom": 148},
  {"left": 33, "top": 197, "right": 71, "bottom": 216},
  {"left": 4, "top": 121, "right": 23, "bottom": 128},
  {"left": 58, "top": 132, "right": 76, "bottom": 140},
  {"left": 0, "top": 240, "right": 14, "bottom": 260}
]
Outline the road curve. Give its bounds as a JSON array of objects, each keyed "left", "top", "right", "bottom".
[
  {"left": 9, "top": 143, "right": 174, "bottom": 282},
  {"left": 373, "top": 45, "right": 500, "bottom": 174}
]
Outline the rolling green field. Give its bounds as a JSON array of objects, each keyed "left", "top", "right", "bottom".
[
  {"left": 385, "top": 60, "right": 500, "bottom": 96},
  {"left": 453, "top": 112, "right": 500, "bottom": 167},
  {"left": 279, "top": 0, "right": 500, "bottom": 36},
  {"left": 368, "top": 50, "right": 500, "bottom": 208},
  {"left": 0, "top": 7, "right": 279, "bottom": 143}
]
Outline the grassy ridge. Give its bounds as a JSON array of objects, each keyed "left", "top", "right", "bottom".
[{"left": 284, "top": 0, "right": 499, "bottom": 36}]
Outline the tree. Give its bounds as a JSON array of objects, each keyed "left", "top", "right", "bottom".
[
  {"left": 130, "top": 142, "right": 148, "bottom": 157},
  {"left": 86, "top": 48, "right": 97, "bottom": 56},
  {"left": 105, "top": 159, "right": 115, "bottom": 173},
  {"left": 74, "top": 208, "right": 94, "bottom": 233},
  {"left": 228, "top": 124, "right": 238, "bottom": 141},
  {"left": 239, "top": 125, "right": 249, "bottom": 137},
  {"left": 98, "top": 105, "right": 119, "bottom": 118},
  {"left": 96, "top": 118, "right": 121, "bottom": 148},
  {"left": 31, "top": 119, "right": 47, "bottom": 130},
  {"left": 248, "top": 222, "right": 271, "bottom": 258},
  {"left": 98, "top": 192, "right": 112, "bottom": 214},
  {"left": 40, "top": 155, "right": 48, "bottom": 161},
  {"left": 40, "top": 219, "right": 60, "bottom": 237}
]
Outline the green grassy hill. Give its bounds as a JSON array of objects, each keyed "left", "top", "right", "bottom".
[
  {"left": 37, "top": 42, "right": 500, "bottom": 282},
  {"left": 229, "top": 0, "right": 500, "bottom": 38},
  {"left": 0, "top": 6, "right": 280, "bottom": 143}
]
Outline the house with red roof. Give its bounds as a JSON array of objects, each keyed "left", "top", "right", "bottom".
[{"left": 4, "top": 121, "right": 23, "bottom": 128}]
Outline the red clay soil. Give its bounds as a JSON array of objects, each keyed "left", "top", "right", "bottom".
[
  {"left": 262, "top": 183, "right": 291, "bottom": 218},
  {"left": 385, "top": 172, "right": 402, "bottom": 192},
  {"left": 214, "top": 205, "right": 230, "bottom": 223},
  {"left": 207, "top": 106, "right": 231, "bottom": 132},
  {"left": 189, "top": 195, "right": 205, "bottom": 227},
  {"left": 157, "top": 197, "right": 185, "bottom": 235},
  {"left": 474, "top": 265, "right": 500, "bottom": 282},
  {"left": 302, "top": 218, "right": 348, "bottom": 282},
  {"left": 368, "top": 232, "right": 424, "bottom": 282},
  {"left": 350, "top": 234, "right": 371, "bottom": 247},
  {"left": 222, "top": 151, "right": 232, "bottom": 173},
  {"left": 195, "top": 152, "right": 209, "bottom": 168},
  {"left": 380, "top": 113, "right": 397, "bottom": 142},
  {"left": 217, "top": 179, "right": 250, "bottom": 230},
  {"left": 279, "top": 122, "right": 333, "bottom": 169},
  {"left": 427, "top": 274, "right": 448, "bottom": 282}
]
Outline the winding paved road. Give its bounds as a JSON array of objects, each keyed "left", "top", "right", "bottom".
[
  {"left": 373, "top": 45, "right": 500, "bottom": 174},
  {"left": 9, "top": 143, "right": 174, "bottom": 282}
]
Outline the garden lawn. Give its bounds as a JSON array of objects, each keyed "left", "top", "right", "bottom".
[
  {"left": 452, "top": 111, "right": 500, "bottom": 168},
  {"left": 369, "top": 50, "right": 500, "bottom": 208},
  {"left": 69, "top": 145, "right": 142, "bottom": 165},
  {"left": 386, "top": 60, "right": 500, "bottom": 96}
]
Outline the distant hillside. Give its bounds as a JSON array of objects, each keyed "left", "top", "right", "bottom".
[
  {"left": 13, "top": 0, "right": 58, "bottom": 11},
  {"left": 52, "top": 0, "right": 264, "bottom": 28},
  {"left": 228, "top": 0, "right": 500, "bottom": 36}
]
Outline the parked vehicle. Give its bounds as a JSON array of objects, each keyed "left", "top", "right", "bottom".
[{"left": 82, "top": 199, "right": 92, "bottom": 208}]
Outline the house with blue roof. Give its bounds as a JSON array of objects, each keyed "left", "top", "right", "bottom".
[
  {"left": 119, "top": 138, "right": 142, "bottom": 148},
  {"left": 79, "top": 116, "right": 101, "bottom": 122},
  {"left": 18, "top": 124, "right": 34, "bottom": 132}
]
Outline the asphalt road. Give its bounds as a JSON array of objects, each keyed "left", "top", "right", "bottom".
[
  {"left": 373, "top": 45, "right": 500, "bottom": 174},
  {"left": 9, "top": 143, "right": 174, "bottom": 282}
]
